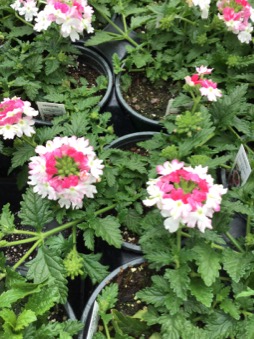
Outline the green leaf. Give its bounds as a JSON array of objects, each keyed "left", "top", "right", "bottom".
[
  {"left": 0, "top": 308, "right": 16, "bottom": 328},
  {"left": 85, "top": 31, "right": 117, "bottom": 46},
  {"left": 14, "top": 309, "right": 37, "bottom": 332},
  {"left": 220, "top": 299, "right": 240, "bottom": 320},
  {"left": 0, "top": 282, "right": 43, "bottom": 308},
  {"left": 11, "top": 144, "right": 35, "bottom": 169},
  {"left": 190, "top": 278, "right": 213, "bottom": 308},
  {"left": 81, "top": 227, "right": 95, "bottom": 251},
  {"left": 164, "top": 266, "right": 190, "bottom": 300},
  {"left": 137, "top": 275, "right": 173, "bottom": 310},
  {"left": 19, "top": 188, "right": 54, "bottom": 231},
  {"left": 26, "top": 246, "right": 68, "bottom": 304},
  {"left": 246, "top": 316, "right": 254, "bottom": 339},
  {"left": 45, "top": 59, "right": 60, "bottom": 75},
  {"left": 205, "top": 311, "right": 236, "bottom": 339},
  {"left": 112, "top": 309, "right": 149, "bottom": 337},
  {"left": 35, "top": 319, "right": 84, "bottom": 338},
  {"left": 222, "top": 249, "right": 253, "bottom": 283},
  {"left": 193, "top": 244, "right": 221, "bottom": 286},
  {"left": 90, "top": 215, "right": 122, "bottom": 248},
  {"left": 0, "top": 204, "right": 15, "bottom": 234},
  {"left": 36, "top": 125, "right": 65, "bottom": 144},
  {"left": 25, "top": 285, "right": 59, "bottom": 316},
  {"left": 97, "top": 283, "right": 118, "bottom": 314},
  {"left": 82, "top": 253, "right": 109, "bottom": 284}
]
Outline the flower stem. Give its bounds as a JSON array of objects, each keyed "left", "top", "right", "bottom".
[
  {"left": 225, "top": 231, "right": 245, "bottom": 253},
  {"left": 175, "top": 228, "right": 182, "bottom": 269},
  {"left": 13, "top": 239, "right": 41, "bottom": 270},
  {"left": 14, "top": 230, "right": 37, "bottom": 236},
  {"left": 72, "top": 225, "right": 77, "bottom": 251},
  {"left": 92, "top": 10, "right": 139, "bottom": 48},
  {"left": 245, "top": 202, "right": 252, "bottom": 248},
  {"left": 211, "top": 242, "right": 225, "bottom": 250},
  {"left": 15, "top": 13, "right": 33, "bottom": 27},
  {"left": 42, "top": 204, "right": 116, "bottom": 239},
  {"left": 21, "top": 135, "right": 37, "bottom": 148},
  {"left": 2, "top": 236, "right": 39, "bottom": 247}
]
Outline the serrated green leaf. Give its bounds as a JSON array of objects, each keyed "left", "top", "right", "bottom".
[
  {"left": 222, "top": 249, "right": 253, "bottom": 283},
  {"left": 220, "top": 299, "right": 240, "bottom": 320},
  {"left": 81, "top": 227, "right": 95, "bottom": 251},
  {"left": 205, "top": 311, "right": 236, "bottom": 339},
  {"left": 193, "top": 244, "right": 221, "bottom": 286},
  {"left": 97, "top": 283, "right": 118, "bottom": 314},
  {"left": 0, "top": 282, "right": 43, "bottom": 308},
  {"left": 137, "top": 275, "right": 172, "bottom": 309},
  {"left": 26, "top": 246, "right": 68, "bottom": 304},
  {"left": 85, "top": 31, "right": 117, "bottom": 46},
  {"left": 35, "top": 319, "right": 84, "bottom": 338},
  {"left": 90, "top": 215, "right": 122, "bottom": 248},
  {"left": 112, "top": 309, "right": 149, "bottom": 337},
  {"left": 14, "top": 309, "right": 37, "bottom": 332},
  {"left": 190, "top": 278, "right": 213, "bottom": 307},
  {"left": 0, "top": 204, "right": 15, "bottom": 234},
  {"left": 246, "top": 316, "right": 254, "bottom": 339},
  {"left": 11, "top": 144, "right": 35, "bottom": 169},
  {"left": 45, "top": 59, "right": 60, "bottom": 75},
  {"left": 25, "top": 285, "right": 59, "bottom": 316},
  {"left": 0, "top": 308, "right": 16, "bottom": 326},
  {"left": 82, "top": 253, "right": 108, "bottom": 284},
  {"left": 19, "top": 188, "right": 54, "bottom": 231},
  {"left": 35, "top": 125, "right": 65, "bottom": 144},
  {"left": 165, "top": 266, "right": 190, "bottom": 300},
  {"left": 103, "top": 166, "right": 117, "bottom": 187}
]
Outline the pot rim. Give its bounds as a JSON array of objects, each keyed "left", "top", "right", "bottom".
[{"left": 78, "top": 257, "right": 145, "bottom": 338}]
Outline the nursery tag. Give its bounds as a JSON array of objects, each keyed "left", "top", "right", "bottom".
[
  {"left": 36, "top": 102, "right": 66, "bottom": 120},
  {"left": 228, "top": 144, "right": 252, "bottom": 187},
  {"left": 87, "top": 301, "right": 100, "bottom": 339}
]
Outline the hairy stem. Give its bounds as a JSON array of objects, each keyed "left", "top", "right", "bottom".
[
  {"left": 13, "top": 239, "right": 41, "bottom": 270},
  {"left": 91, "top": 10, "right": 139, "bottom": 48},
  {"left": 2, "top": 236, "right": 39, "bottom": 247},
  {"left": 225, "top": 231, "right": 244, "bottom": 253}
]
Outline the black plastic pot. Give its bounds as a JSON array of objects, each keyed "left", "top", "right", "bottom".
[
  {"left": 115, "top": 73, "right": 164, "bottom": 132},
  {"left": 78, "top": 257, "right": 144, "bottom": 339},
  {"left": 75, "top": 45, "right": 114, "bottom": 110}
]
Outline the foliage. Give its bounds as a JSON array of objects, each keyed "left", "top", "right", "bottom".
[{"left": 0, "top": 267, "right": 83, "bottom": 338}]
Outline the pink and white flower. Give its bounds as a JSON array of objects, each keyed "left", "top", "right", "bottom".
[
  {"left": 0, "top": 97, "right": 38, "bottom": 139},
  {"left": 28, "top": 136, "right": 104, "bottom": 209},
  {"left": 143, "top": 160, "right": 227, "bottom": 233},
  {"left": 185, "top": 66, "right": 222, "bottom": 101},
  {"left": 11, "top": 0, "right": 94, "bottom": 41},
  {"left": 217, "top": 0, "right": 254, "bottom": 43},
  {"left": 11, "top": 0, "right": 39, "bottom": 22}
]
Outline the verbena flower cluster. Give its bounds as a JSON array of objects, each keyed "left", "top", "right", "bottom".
[
  {"left": 143, "top": 160, "right": 227, "bottom": 233},
  {"left": 28, "top": 136, "right": 104, "bottom": 209},
  {"left": 217, "top": 0, "right": 254, "bottom": 43},
  {"left": 187, "top": 0, "right": 254, "bottom": 43},
  {"left": 185, "top": 66, "right": 223, "bottom": 102},
  {"left": 11, "top": 0, "right": 94, "bottom": 41},
  {"left": 0, "top": 97, "right": 38, "bottom": 139}
]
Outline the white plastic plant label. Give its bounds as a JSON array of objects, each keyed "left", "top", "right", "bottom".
[
  {"left": 228, "top": 144, "right": 252, "bottom": 187},
  {"left": 87, "top": 301, "right": 100, "bottom": 339},
  {"left": 36, "top": 102, "right": 66, "bottom": 120}
]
